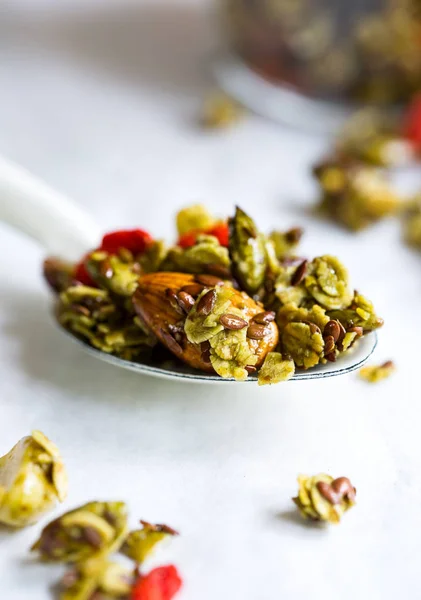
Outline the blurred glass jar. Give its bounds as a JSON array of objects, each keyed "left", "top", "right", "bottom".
[{"left": 221, "top": 0, "right": 421, "bottom": 106}]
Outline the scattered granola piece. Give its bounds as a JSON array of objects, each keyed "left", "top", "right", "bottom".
[
  {"left": 258, "top": 352, "right": 295, "bottom": 385},
  {"left": 31, "top": 501, "right": 129, "bottom": 563},
  {"left": 121, "top": 521, "right": 179, "bottom": 565},
  {"left": 359, "top": 360, "right": 395, "bottom": 383},
  {"left": 0, "top": 431, "right": 67, "bottom": 527},
  {"left": 293, "top": 474, "right": 356, "bottom": 524},
  {"left": 313, "top": 158, "right": 401, "bottom": 231},
  {"left": 202, "top": 92, "right": 243, "bottom": 128}
]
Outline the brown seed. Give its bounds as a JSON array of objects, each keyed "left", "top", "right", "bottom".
[
  {"left": 331, "top": 477, "right": 356, "bottom": 502},
  {"left": 168, "top": 322, "right": 184, "bottom": 335},
  {"left": 325, "top": 352, "right": 336, "bottom": 363},
  {"left": 324, "top": 335, "right": 336, "bottom": 356},
  {"left": 324, "top": 320, "right": 341, "bottom": 342},
  {"left": 281, "top": 256, "right": 306, "bottom": 267},
  {"left": 39, "top": 529, "right": 65, "bottom": 557},
  {"left": 219, "top": 313, "right": 248, "bottom": 330},
  {"left": 381, "top": 360, "right": 394, "bottom": 369},
  {"left": 70, "top": 304, "right": 91, "bottom": 317},
  {"left": 201, "top": 341, "right": 211, "bottom": 363},
  {"left": 165, "top": 288, "right": 184, "bottom": 315},
  {"left": 204, "top": 263, "right": 231, "bottom": 279},
  {"left": 285, "top": 227, "right": 304, "bottom": 245},
  {"left": 316, "top": 481, "right": 341, "bottom": 505},
  {"left": 132, "top": 262, "right": 142, "bottom": 275},
  {"left": 196, "top": 289, "right": 216, "bottom": 316},
  {"left": 181, "top": 283, "right": 205, "bottom": 297},
  {"left": 253, "top": 311, "right": 276, "bottom": 324},
  {"left": 247, "top": 323, "right": 270, "bottom": 339},
  {"left": 160, "top": 328, "right": 183, "bottom": 356},
  {"left": 177, "top": 291, "right": 195, "bottom": 313},
  {"left": 103, "top": 510, "right": 117, "bottom": 526},
  {"left": 83, "top": 526, "right": 103, "bottom": 548},
  {"left": 139, "top": 520, "right": 179, "bottom": 535},
  {"left": 291, "top": 259, "right": 308, "bottom": 286},
  {"left": 348, "top": 326, "right": 363, "bottom": 337},
  {"left": 195, "top": 274, "right": 224, "bottom": 287},
  {"left": 245, "top": 365, "right": 256, "bottom": 374},
  {"left": 336, "top": 321, "right": 347, "bottom": 351},
  {"left": 61, "top": 569, "right": 80, "bottom": 589},
  {"left": 304, "top": 321, "right": 321, "bottom": 335},
  {"left": 265, "top": 277, "right": 275, "bottom": 293}
]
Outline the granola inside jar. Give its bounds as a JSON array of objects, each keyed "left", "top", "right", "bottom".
[{"left": 221, "top": 0, "right": 421, "bottom": 108}]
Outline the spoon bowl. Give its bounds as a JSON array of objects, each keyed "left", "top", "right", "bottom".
[{"left": 59, "top": 323, "right": 377, "bottom": 383}]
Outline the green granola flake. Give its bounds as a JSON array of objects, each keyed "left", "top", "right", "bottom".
[
  {"left": 229, "top": 206, "right": 267, "bottom": 295},
  {"left": 0, "top": 431, "right": 67, "bottom": 528},
  {"left": 60, "top": 559, "right": 133, "bottom": 600},
  {"left": 305, "top": 255, "right": 353, "bottom": 310},
  {"left": 176, "top": 204, "right": 215, "bottom": 236},
  {"left": 57, "top": 285, "right": 156, "bottom": 359},
  {"left": 164, "top": 235, "right": 230, "bottom": 274},
  {"left": 258, "top": 352, "right": 295, "bottom": 385},
  {"left": 293, "top": 474, "right": 356, "bottom": 524},
  {"left": 121, "top": 521, "right": 178, "bottom": 565},
  {"left": 31, "top": 501, "right": 128, "bottom": 563},
  {"left": 314, "top": 159, "right": 401, "bottom": 231},
  {"left": 359, "top": 360, "right": 395, "bottom": 383},
  {"left": 86, "top": 251, "right": 140, "bottom": 297},
  {"left": 282, "top": 322, "right": 325, "bottom": 369},
  {"left": 403, "top": 196, "right": 421, "bottom": 249},
  {"left": 328, "top": 292, "right": 384, "bottom": 332}
]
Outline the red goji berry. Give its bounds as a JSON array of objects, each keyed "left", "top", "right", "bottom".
[
  {"left": 177, "top": 222, "right": 229, "bottom": 249},
  {"left": 177, "top": 230, "right": 201, "bottom": 249},
  {"left": 131, "top": 565, "right": 182, "bottom": 600},
  {"left": 74, "top": 254, "right": 96, "bottom": 287},
  {"left": 100, "top": 229, "right": 154, "bottom": 256},
  {"left": 402, "top": 95, "right": 421, "bottom": 151},
  {"left": 207, "top": 222, "right": 229, "bottom": 247}
]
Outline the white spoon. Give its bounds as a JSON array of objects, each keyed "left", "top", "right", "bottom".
[{"left": 0, "top": 156, "right": 377, "bottom": 383}]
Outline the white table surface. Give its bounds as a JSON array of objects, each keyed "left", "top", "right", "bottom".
[{"left": 1, "top": 1, "right": 421, "bottom": 599}]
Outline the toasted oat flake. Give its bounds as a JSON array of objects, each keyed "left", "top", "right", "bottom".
[{"left": 359, "top": 360, "right": 395, "bottom": 383}]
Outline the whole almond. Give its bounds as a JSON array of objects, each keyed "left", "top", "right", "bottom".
[{"left": 181, "top": 283, "right": 205, "bottom": 297}]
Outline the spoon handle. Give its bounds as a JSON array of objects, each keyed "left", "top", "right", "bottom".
[{"left": 0, "top": 156, "right": 101, "bottom": 260}]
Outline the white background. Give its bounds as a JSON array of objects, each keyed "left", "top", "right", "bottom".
[{"left": 0, "top": 1, "right": 420, "bottom": 599}]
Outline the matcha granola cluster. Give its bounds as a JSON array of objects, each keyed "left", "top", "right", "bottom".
[{"left": 44, "top": 204, "right": 382, "bottom": 383}]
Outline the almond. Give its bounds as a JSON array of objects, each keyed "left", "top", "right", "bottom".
[{"left": 133, "top": 272, "right": 279, "bottom": 374}]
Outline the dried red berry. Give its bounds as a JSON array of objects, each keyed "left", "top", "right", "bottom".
[
  {"left": 177, "top": 222, "right": 229, "bottom": 249},
  {"left": 403, "top": 95, "right": 421, "bottom": 151},
  {"left": 74, "top": 254, "right": 96, "bottom": 287},
  {"left": 100, "top": 229, "right": 153, "bottom": 256},
  {"left": 131, "top": 565, "right": 182, "bottom": 600},
  {"left": 177, "top": 230, "right": 199, "bottom": 249},
  {"left": 206, "top": 222, "right": 229, "bottom": 247}
]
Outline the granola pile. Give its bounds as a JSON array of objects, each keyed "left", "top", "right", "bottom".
[{"left": 43, "top": 205, "right": 383, "bottom": 383}]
